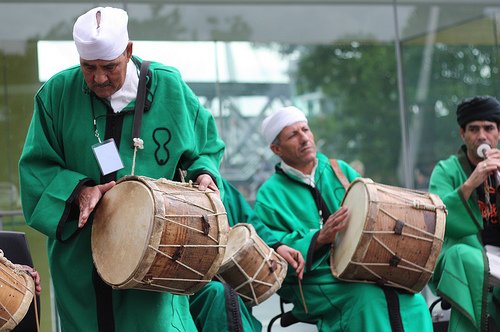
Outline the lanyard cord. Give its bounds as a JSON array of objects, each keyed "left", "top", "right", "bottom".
[{"left": 90, "top": 97, "right": 102, "bottom": 143}]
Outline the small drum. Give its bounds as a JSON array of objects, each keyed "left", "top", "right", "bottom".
[
  {"left": 216, "top": 223, "right": 287, "bottom": 307},
  {"left": 0, "top": 250, "right": 35, "bottom": 332},
  {"left": 92, "top": 175, "right": 229, "bottom": 295},
  {"left": 330, "top": 178, "right": 446, "bottom": 293}
]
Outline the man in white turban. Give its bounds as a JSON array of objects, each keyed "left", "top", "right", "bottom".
[
  {"left": 19, "top": 6, "right": 225, "bottom": 331},
  {"left": 254, "top": 106, "right": 434, "bottom": 332}
]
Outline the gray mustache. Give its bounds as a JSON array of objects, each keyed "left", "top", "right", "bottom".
[{"left": 93, "top": 82, "right": 112, "bottom": 88}]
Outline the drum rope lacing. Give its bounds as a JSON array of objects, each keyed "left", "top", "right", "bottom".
[
  {"left": 376, "top": 184, "right": 447, "bottom": 213},
  {"left": 370, "top": 208, "right": 439, "bottom": 242},
  {"left": 154, "top": 187, "right": 227, "bottom": 243},
  {"left": 0, "top": 250, "right": 35, "bottom": 326},
  {"left": 340, "top": 183, "right": 446, "bottom": 293},
  {"left": 337, "top": 266, "right": 418, "bottom": 293},
  {"left": 127, "top": 179, "right": 227, "bottom": 295},
  {"left": 217, "top": 237, "right": 284, "bottom": 305}
]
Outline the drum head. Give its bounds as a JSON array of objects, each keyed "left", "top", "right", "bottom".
[
  {"left": 333, "top": 179, "right": 369, "bottom": 275},
  {"left": 92, "top": 180, "right": 155, "bottom": 286},
  {"left": 222, "top": 224, "right": 250, "bottom": 264}
]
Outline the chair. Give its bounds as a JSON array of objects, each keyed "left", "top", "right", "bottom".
[
  {"left": 267, "top": 297, "right": 316, "bottom": 331},
  {"left": 429, "top": 297, "right": 499, "bottom": 332},
  {"left": 0, "top": 230, "right": 41, "bottom": 332}
]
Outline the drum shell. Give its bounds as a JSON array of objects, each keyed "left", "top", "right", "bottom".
[
  {"left": 216, "top": 223, "right": 287, "bottom": 307},
  {"left": 330, "top": 178, "right": 446, "bottom": 293},
  {"left": 0, "top": 251, "right": 35, "bottom": 332},
  {"left": 92, "top": 175, "right": 228, "bottom": 295}
]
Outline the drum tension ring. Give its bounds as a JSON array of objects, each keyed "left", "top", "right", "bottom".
[
  {"left": 202, "top": 215, "right": 211, "bottom": 235},
  {"left": 270, "top": 259, "right": 277, "bottom": 273},
  {"left": 389, "top": 255, "right": 401, "bottom": 267},
  {"left": 143, "top": 273, "right": 154, "bottom": 285},
  {"left": 394, "top": 219, "right": 405, "bottom": 235},
  {"left": 171, "top": 245, "right": 185, "bottom": 262},
  {"left": 376, "top": 278, "right": 388, "bottom": 286}
]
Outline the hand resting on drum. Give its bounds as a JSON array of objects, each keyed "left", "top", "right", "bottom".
[
  {"left": 314, "top": 206, "right": 348, "bottom": 252},
  {"left": 195, "top": 174, "right": 220, "bottom": 196},
  {"left": 22, "top": 265, "right": 42, "bottom": 296},
  {"left": 76, "top": 175, "right": 218, "bottom": 228},
  {"left": 76, "top": 182, "right": 116, "bottom": 228},
  {"left": 276, "top": 245, "right": 305, "bottom": 280}
]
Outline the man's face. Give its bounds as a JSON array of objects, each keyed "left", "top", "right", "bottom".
[
  {"left": 460, "top": 120, "right": 500, "bottom": 162},
  {"left": 80, "top": 42, "right": 132, "bottom": 99},
  {"left": 271, "top": 121, "right": 317, "bottom": 172}
]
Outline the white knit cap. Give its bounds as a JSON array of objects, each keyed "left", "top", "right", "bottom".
[
  {"left": 262, "top": 106, "right": 308, "bottom": 146},
  {"left": 73, "top": 7, "right": 129, "bottom": 61}
]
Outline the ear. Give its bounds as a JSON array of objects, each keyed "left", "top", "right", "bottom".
[
  {"left": 270, "top": 144, "right": 281, "bottom": 157},
  {"left": 125, "top": 42, "right": 133, "bottom": 60},
  {"left": 459, "top": 126, "right": 465, "bottom": 141}
]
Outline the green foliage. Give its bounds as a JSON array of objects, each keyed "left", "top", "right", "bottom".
[
  {"left": 297, "top": 42, "right": 401, "bottom": 184},
  {"left": 295, "top": 39, "right": 499, "bottom": 186}
]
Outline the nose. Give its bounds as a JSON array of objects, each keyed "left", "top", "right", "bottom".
[
  {"left": 478, "top": 128, "right": 488, "bottom": 140},
  {"left": 93, "top": 69, "right": 108, "bottom": 84},
  {"left": 298, "top": 130, "right": 309, "bottom": 142}
]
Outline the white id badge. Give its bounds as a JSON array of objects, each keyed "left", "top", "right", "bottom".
[{"left": 92, "top": 138, "right": 124, "bottom": 175}]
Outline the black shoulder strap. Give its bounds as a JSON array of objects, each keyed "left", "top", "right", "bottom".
[{"left": 131, "top": 60, "right": 151, "bottom": 147}]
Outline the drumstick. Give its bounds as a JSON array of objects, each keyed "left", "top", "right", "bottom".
[{"left": 297, "top": 253, "right": 308, "bottom": 314}]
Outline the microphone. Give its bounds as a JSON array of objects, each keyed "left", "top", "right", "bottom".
[
  {"left": 477, "top": 143, "right": 500, "bottom": 188},
  {"left": 477, "top": 143, "right": 492, "bottom": 159}
]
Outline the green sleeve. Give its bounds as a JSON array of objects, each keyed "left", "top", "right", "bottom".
[
  {"left": 429, "top": 160, "right": 482, "bottom": 239},
  {"left": 182, "top": 104, "right": 225, "bottom": 189},
  {"left": 254, "top": 196, "right": 328, "bottom": 272},
  {"left": 221, "top": 178, "right": 278, "bottom": 245},
  {"left": 19, "top": 92, "right": 92, "bottom": 241}
]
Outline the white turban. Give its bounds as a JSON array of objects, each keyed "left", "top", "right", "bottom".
[
  {"left": 262, "top": 106, "right": 308, "bottom": 146},
  {"left": 73, "top": 7, "right": 129, "bottom": 61}
]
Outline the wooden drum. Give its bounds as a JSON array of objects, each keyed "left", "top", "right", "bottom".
[
  {"left": 330, "top": 178, "right": 446, "bottom": 293},
  {"left": 0, "top": 250, "right": 35, "bottom": 332},
  {"left": 216, "top": 223, "right": 287, "bottom": 307},
  {"left": 92, "top": 175, "right": 229, "bottom": 295}
]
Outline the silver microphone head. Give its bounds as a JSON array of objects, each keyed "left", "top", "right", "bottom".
[{"left": 477, "top": 143, "right": 491, "bottom": 158}]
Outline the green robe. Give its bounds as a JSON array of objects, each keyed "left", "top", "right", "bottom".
[
  {"left": 190, "top": 178, "right": 280, "bottom": 332},
  {"left": 254, "top": 153, "right": 433, "bottom": 332},
  {"left": 428, "top": 145, "right": 500, "bottom": 331},
  {"left": 19, "top": 56, "right": 225, "bottom": 331}
]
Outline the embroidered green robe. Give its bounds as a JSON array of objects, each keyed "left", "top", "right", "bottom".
[
  {"left": 429, "top": 145, "right": 500, "bottom": 331},
  {"left": 19, "top": 56, "right": 225, "bottom": 331},
  {"left": 190, "top": 178, "right": 280, "bottom": 332},
  {"left": 254, "top": 153, "right": 433, "bottom": 332}
]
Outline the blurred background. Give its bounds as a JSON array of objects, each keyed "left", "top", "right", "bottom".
[{"left": 1, "top": 0, "right": 498, "bottom": 330}]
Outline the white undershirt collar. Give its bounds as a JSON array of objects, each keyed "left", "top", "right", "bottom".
[
  {"left": 108, "top": 60, "right": 139, "bottom": 113},
  {"left": 281, "top": 158, "right": 318, "bottom": 187}
]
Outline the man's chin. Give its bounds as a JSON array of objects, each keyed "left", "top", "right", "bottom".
[{"left": 93, "top": 88, "right": 114, "bottom": 98}]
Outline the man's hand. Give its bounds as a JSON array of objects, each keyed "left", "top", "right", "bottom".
[
  {"left": 22, "top": 265, "right": 41, "bottom": 296},
  {"left": 276, "top": 245, "right": 305, "bottom": 279},
  {"left": 462, "top": 147, "right": 500, "bottom": 200},
  {"left": 195, "top": 174, "right": 220, "bottom": 196},
  {"left": 314, "top": 206, "right": 348, "bottom": 251},
  {"left": 76, "top": 182, "right": 116, "bottom": 228}
]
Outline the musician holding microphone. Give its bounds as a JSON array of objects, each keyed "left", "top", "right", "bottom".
[{"left": 428, "top": 95, "right": 500, "bottom": 331}]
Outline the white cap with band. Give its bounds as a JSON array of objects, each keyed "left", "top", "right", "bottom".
[
  {"left": 262, "top": 106, "right": 308, "bottom": 146},
  {"left": 73, "top": 7, "right": 129, "bottom": 61}
]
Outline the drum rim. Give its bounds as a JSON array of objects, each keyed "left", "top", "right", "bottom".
[
  {"left": 219, "top": 223, "right": 253, "bottom": 270},
  {"left": 331, "top": 178, "right": 447, "bottom": 293},
  {"left": 332, "top": 177, "right": 376, "bottom": 277},
  {"left": 0, "top": 261, "right": 35, "bottom": 331},
  {"left": 216, "top": 223, "right": 288, "bottom": 307},
  {"left": 91, "top": 175, "right": 160, "bottom": 287}
]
